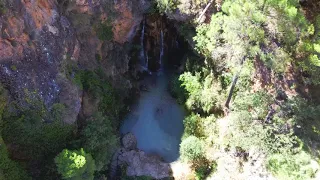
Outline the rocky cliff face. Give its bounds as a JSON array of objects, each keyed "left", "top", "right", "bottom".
[{"left": 0, "top": 0, "right": 150, "bottom": 123}]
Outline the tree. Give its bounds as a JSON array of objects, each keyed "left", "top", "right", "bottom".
[
  {"left": 180, "top": 136, "right": 205, "bottom": 162},
  {"left": 81, "top": 113, "right": 119, "bottom": 171},
  {"left": 55, "top": 148, "right": 96, "bottom": 180}
]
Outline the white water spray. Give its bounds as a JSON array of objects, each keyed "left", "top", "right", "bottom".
[{"left": 140, "top": 20, "right": 146, "bottom": 68}]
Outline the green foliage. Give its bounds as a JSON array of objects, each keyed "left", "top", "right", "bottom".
[
  {"left": 0, "top": 85, "right": 6, "bottom": 125},
  {"left": 71, "top": 69, "right": 124, "bottom": 172},
  {"left": 51, "top": 103, "right": 66, "bottom": 122},
  {"left": 290, "top": 97, "right": 320, "bottom": 154},
  {"left": 156, "top": 0, "right": 178, "bottom": 13},
  {"left": 55, "top": 148, "right": 96, "bottom": 180},
  {"left": 2, "top": 113, "right": 74, "bottom": 159},
  {"left": 195, "top": 161, "right": 217, "bottom": 180},
  {"left": 180, "top": 136, "right": 205, "bottom": 162},
  {"left": 1, "top": 96, "right": 74, "bottom": 179},
  {"left": 0, "top": 86, "right": 31, "bottom": 180},
  {"left": 226, "top": 111, "right": 299, "bottom": 154},
  {"left": 81, "top": 113, "right": 119, "bottom": 171},
  {"left": 233, "top": 91, "right": 272, "bottom": 119},
  {"left": 194, "top": 0, "right": 320, "bottom": 84},
  {"left": 183, "top": 113, "right": 204, "bottom": 138},
  {"left": 267, "top": 151, "right": 317, "bottom": 180},
  {"left": 95, "top": 21, "right": 113, "bottom": 41},
  {"left": 74, "top": 69, "right": 124, "bottom": 119},
  {"left": 0, "top": 137, "right": 31, "bottom": 180},
  {"left": 0, "top": 0, "right": 6, "bottom": 15},
  {"left": 179, "top": 72, "right": 225, "bottom": 113},
  {"left": 169, "top": 75, "right": 188, "bottom": 104}
]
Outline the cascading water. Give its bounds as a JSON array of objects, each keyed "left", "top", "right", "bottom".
[
  {"left": 146, "top": 53, "right": 149, "bottom": 69},
  {"left": 140, "top": 19, "right": 147, "bottom": 70},
  {"left": 121, "top": 19, "right": 185, "bottom": 163},
  {"left": 159, "top": 30, "right": 164, "bottom": 70}
]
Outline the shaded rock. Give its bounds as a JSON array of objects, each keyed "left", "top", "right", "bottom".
[
  {"left": 118, "top": 150, "right": 172, "bottom": 179},
  {"left": 122, "top": 133, "right": 137, "bottom": 150}
]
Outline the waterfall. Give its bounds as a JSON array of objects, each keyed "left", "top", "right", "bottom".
[
  {"left": 159, "top": 30, "right": 164, "bottom": 69},
  {"left": 140, "top": 20, "right": 146, "bottom": 69},
  {"left": 146, "top": 53, "right": 149, "bottom": 69}
]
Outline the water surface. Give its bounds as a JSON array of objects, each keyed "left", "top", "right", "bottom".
[{"left": 121, "top": 72, "right": 185, "bottom": 162}]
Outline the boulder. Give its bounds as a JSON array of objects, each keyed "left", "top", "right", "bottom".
[{"left": 122, "top": 133, "right": 137, "bottom": 150}]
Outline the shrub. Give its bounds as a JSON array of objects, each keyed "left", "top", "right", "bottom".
[
  {"left": 267, "top": 151, "right": 317, "bottom": 180},
  {"left": 0, "top": 84, "right": 7, "bottom": 130},
  {"left": 0, "top": 136, "right": 31, "bottom": 180},
  {"left": 95, "top": 21, "right": 113, "bottom": 41},
  {"left": 2, "top": 113, "right": 74, "bottom": 159},
  {"left": 180, "top": 136, "right": 205, "bottom": 162},
  {"left": 55, "top": 148, "right": 96, "bottom": 180},
  {"left": 183, "top": 113, "right": 203, "bottom": 138},
  {"left": 169, "top": 75, "right": 187, "bottom": 104},
  {"left": 226, "top": 111, "right": 299, "bottom": 154},
  {"left": 74, "top": 70, "right": 124, "bottom": 120},
  {"left": 81, "top": 113, "right": 119, "bottom": 171},
  {"left": 156, "top": 0, "right": 178, "bottom": 13},
  {"left": 195, "top": 161, "right": 217, "bottom": 180},
  {"left": 179, "top": 72, "right": 225, "bottom": 113},
  {"left": 233, "top": 91, "right": 272, "bottom": 119}
]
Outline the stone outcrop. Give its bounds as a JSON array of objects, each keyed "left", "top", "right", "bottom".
[
  {"left": 111, "top": 134, "right": 172, "bottom": 179},
  {"left": 122, "top": 133, "right": 137, "bottom": 150},
  {"left": 119, "top": 149, "right": 172, "bottom": 179}
]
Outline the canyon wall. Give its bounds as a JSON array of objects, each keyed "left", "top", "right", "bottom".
[{"left": 0, "top": 0, "right": 150, "bottom": 123}]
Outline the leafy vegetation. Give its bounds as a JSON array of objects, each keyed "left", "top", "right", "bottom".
[
  {"left": 172, "top": 0, "right": 320, "bottom": 179},
  {"left": 95, "top": 21, "right": 114, "bottom": 41},
  {"left": 81, "top": 113, "right": 118, "bottom": 171},
  {"left": 180, "top": 136, "right": 205, "bottom": 162},
  {"left": 0, "top": 85, "right": 31, "bottom": 180},
  {"left": 156, "top": 0, "right": 178, "bottom": 13},
  {"left": 267, "top": 152, "right": 317, "bottom": 180},
  {"left": 55, "top": 148, "right": 96, "bottom": 180}
]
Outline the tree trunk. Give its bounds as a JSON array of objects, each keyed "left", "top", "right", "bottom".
[
  {"left": 197, "top": 0, "right": 214, "bottom": 23},
  {"left": 225, "top": 56, "right": 246, "bottom": 109}
]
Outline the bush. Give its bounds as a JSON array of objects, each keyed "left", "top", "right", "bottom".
[
  {"left": 195, "top": 161, "right": 217, "bottom": 180},
  {"left": 95, "top": 21, "right": 113, "bottom": 41},
  {"left": 81, "top": 113, "right": 119, "bottom": 171},
  {"left": 156, "top": 0, "right": 178, "bottom": 13},
  {"left": 183, "top": 113, "right": 203, "bottom": 138},
  {"left": 179, "top": 72, "right": 225, "bottom": 113},
  {"left": 74, "top": 70, "right": 124, "bottom": 120},
  {"left": 233, "top": 91, "right": 272, "bottom": 119},
  {"left": 2, "top": 113, "right": 74, "bottom": 159},
  {"left": 169, "top": 75, "right": 187, "bottom": 104},
  {"left": 180, "top": 136, "right": 205, "bottom": 162},
  {"left": 226, "top": 111, "right": 299, "bottom": 154},
  {"left": 55, "top": 148, "right": 96, "bottom": 180},
  {"left": 0, "top": 136, "right": 31, "bottom": 180},
  {"left": 267, "top": 151, "right": 317, "bottom": 180}
]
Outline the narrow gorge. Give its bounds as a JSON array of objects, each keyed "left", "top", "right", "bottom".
[{"left": 1, "top": 0, "right": 320, "bottom": 180}]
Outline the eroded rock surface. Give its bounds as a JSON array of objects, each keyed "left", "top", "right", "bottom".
[
  {"left": 119, "top": 150, "right": 172, "bottom": 179},
  {"left": 122, "top": 133, "right": 137, "bottom": 150},
  {"left": 110, "top": 133, "right": 172, "bottom": 179},
  {"left": 0, "top": 0, "right": 150, "bottom": 123}
]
